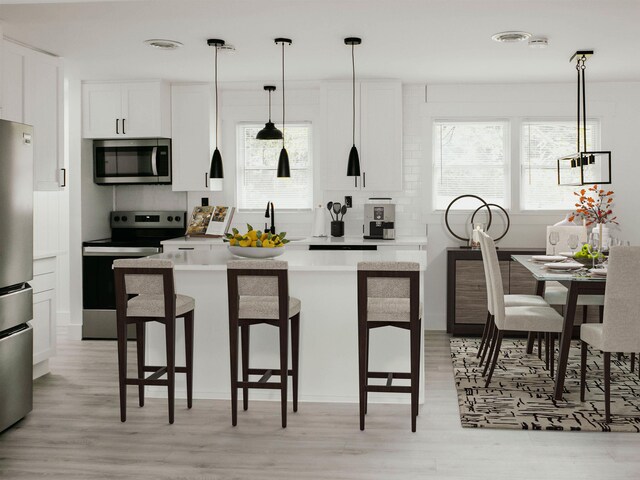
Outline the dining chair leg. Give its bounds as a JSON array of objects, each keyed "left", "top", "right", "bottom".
[
  {"left": 410, "top": 318, "right": 421, "bottom": 432},
  {"left": 604, "top": 351, "right": 611, "bottom": 423},
  {"left": 526, "top": 331, "right": 536, "bottom": 354},
  {"left": 479, "top": 319, "right": 494, "bottom": 368},
  {"left": 485, "top": 330, "right": 503, "bottom": 387},
  {"left": 241, "top": 324, "right": 250, "bottom": 411},
  {"left": 631, "top": 353, "right": 636, "bottom": 373},
  {"left": 364, "top": 328, "right": 370, "bottom": 414},
  {"left": 184, "top": 311, "right": 194, "bottom": 409},
  {"left": 580, "top": 341, "right": 587, "bottom": 402},
  {"left": 291, "top": 313, "right": 300, "bottom": 413},
  {"left": 477, "top": 311, "right": 491, "bottom": 358},
  {"left": 549, "top": 333, "right": 555, "bottom": 378},
  {"left": 279, "top": 316, "right": 289, "bottom": 429},
  {"left": 229, "top": 317, "right": 239, "bottom": 427},
  {"left": 358, "top": 320, "right": 367, "bottom": 431},
  {"left": 537, "top": 333, "right": 543, "bottom": 360},
  {"left": 165, "top": 317, "right": 176, "bottom": 425},
  {"left": 482, "top": 326, "right": 498, "bottom": 377},
  {"left": 598, "top": 305, "right": 604, "bottom": 323},
  {"left": 117, "top": 317, "right": 127, "bottom": 423},
  {"left": 136, "top": 322, "right": 146, "bottom": 408},
  {"left": 545, "top": 332, "right": 550, "bottom": 370}
]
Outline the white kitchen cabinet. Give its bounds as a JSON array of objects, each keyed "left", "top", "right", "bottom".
[
  {"left": 1, "top": 40, "right": 64, "bottom": 191},
  {"left": 82, "top": 80, "right": 171, "bottom": 139},
  {"left": 170, "top": 84, "right": 215, "bottom": 191},
  {"left": 322, "top": 80, "right": 402, "bottom": 191},
  {"left": 31, "top": 256, "right": 57, "bottom": 376}
]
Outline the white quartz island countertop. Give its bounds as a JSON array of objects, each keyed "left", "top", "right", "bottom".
[
  {"left": 161, "top": 235, "right": 428, "bottom": 248},
  {"left": 144, "top": 248, "right": 427, "bottom": 410},
  {"left": 151, "top": 248, "right": 427, "bottom": 272}
]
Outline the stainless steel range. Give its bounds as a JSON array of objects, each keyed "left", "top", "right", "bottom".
[{"left": 82, "top": 211, "right": 186, "bottom": 339}]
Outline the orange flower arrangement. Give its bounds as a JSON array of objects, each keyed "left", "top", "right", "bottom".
[{"left": 568, "top": 184, "right": 618, "bottom": 226}]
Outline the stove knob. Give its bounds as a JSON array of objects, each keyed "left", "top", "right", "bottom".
[
  {"left": 121, "top": 215, "right": 128, "bottom": 222},
  {"left": 175, "top": 216, "right": 181, "bottom": 222},
  {"left": 167, "top": 216, "right": 173, "bottom": 222},
  {"left": 113, "top": 216, "right": 120, "bottom": 222}
]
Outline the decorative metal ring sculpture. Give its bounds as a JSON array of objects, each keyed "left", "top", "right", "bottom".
[
  {"left": 444, "top": 194, "right": 492, "bottom": 242},
  {"left": 471, "top": 203, "right": 510, "bottom": 242}
]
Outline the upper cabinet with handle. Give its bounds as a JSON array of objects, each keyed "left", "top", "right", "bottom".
[
  {"left": 1, "top": 40, "right": 65, "bottom": 191},
  {"left": 81, "top": 81, "right": 171, "bottom": 139},
  {"left": 322, "top": 79, "right": 402, "bottom": 191}
]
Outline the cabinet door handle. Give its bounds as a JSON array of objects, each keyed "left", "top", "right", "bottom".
[
  {"left": 363, "top": 172, "right": 366, "bottom": 188},
  {"left": 178, "top": 247, "right": 195, "bottom": 251},
  {"left": 122, "top": 118, "right": 126, "bottom": 135},
  {"left": 205, "top": 172, "right": 209, "bottom": 189},
  {"left": 60, "top": 168, "right": 67, "bottom": 188},
  {"left": 116, "top": 118, "right": 119, "bottom": 134}
]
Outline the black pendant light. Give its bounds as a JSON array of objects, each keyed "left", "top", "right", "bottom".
[
  {"left": 256, "top": 85, "right": 283, "bottom": 140},
  {"left": 208, "top": 38, "right": 225, "bottom": 179},
  {"left": 275, "top": 38, "right": 292, "bottom": 178},
  {"left": 557, "top": 50, "right": 611, "bottom": 185},
  {"left": 345, "top": 37, "right": 362, "bottom": 179}
]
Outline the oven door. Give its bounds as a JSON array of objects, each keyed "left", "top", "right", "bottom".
[
  {"left": 82, "top": 246, "right": 161, "bottom": 339},
  {"left": 93, "top": 139, "right": 171, "bottom": 185}
]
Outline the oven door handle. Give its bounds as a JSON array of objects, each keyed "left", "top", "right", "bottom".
[
  {"left": 82, "top": 246, "right": 161, "bottom": 256},
  {"left": 151, "top": 146, "right": 158, "bottom": 176}
]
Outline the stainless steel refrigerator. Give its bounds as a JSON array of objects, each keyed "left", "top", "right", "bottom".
[{"left": 0, "top": 119, "right": 34, "bottom": 433}]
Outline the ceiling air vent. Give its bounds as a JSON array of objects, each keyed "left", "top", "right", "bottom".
[{"left": 491, "top": 31, "right": 531, "bottom": 43}]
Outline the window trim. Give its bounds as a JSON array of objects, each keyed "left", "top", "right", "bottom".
[{"left": 235, "top": 121, "right": 314, "bottom": 213}]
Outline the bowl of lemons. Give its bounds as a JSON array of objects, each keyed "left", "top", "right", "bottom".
[{"left": 225, "top": 224, "right": 289, "bottom": 259}]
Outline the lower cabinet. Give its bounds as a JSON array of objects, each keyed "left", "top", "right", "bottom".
[{"left": 31, "top": 256, "right": 57, "bottom": 377}]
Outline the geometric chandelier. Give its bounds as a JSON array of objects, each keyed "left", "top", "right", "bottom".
[{"left": 557, "top": 50, "right": 612, "bottom": 185}]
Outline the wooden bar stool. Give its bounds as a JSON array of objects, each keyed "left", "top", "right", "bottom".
[
  {"left": 113, "top": 258, "right": 195, "bottom": 424},
  {"left": 227, "top": 260, "right": 301, "bottom": 428},
  {"left": 357, "top": 261, "right": 422, "bottom": 432}
]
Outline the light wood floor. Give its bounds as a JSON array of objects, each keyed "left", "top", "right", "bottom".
[{"left": 2, "top": 331, "right": 640, "bottom": 479}]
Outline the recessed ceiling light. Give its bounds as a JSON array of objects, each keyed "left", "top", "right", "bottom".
[
  {"left": 528, "top": 37, "right": 549, "bottom": 48},
  {"left": 144, "top": 39, "right": 183, "bottom": 50},
  {"left": 491, "top": 31, "right": 532, "bottom": 43}
]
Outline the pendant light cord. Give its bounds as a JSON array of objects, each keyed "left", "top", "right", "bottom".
[
  {"left": 581, "top": 57, "right": 587, "bottom": 154},
  {"left": 215, "top": 45, "right": 219, "bottom": 149},
  {"left": 282, "top": 41, "right": 286, "bottom": 148},
  {"left": 268, "top": 90, "right": 272, "bottom": 122},
  {"left": 576, "top": 60, "right": 580, "bottom": 153},
  {"left": 352, "top": 43, "right": 356, "bottom": 146}
]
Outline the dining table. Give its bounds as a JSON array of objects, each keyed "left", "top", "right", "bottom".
[{"left": 511, "top": 255, "right": 607, "bottom": 401}]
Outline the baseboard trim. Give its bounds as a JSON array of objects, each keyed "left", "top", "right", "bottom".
[{"left": 66, "top": 324, "right": 83, "bottom": 341}]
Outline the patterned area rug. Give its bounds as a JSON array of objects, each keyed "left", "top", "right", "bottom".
[{"left": 451, "top": 337, "right": 640, "bottom": 432}]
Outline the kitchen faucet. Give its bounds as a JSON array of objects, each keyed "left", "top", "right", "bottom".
[{"left": 264, "top": 202, "right": 275, "bottom": 234}]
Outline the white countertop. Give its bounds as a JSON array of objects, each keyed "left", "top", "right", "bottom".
[
  {"left": 161, "top": 235, "right": 428, "bottom": 247},
  {"left": 151, "top": 249, "right": 427, "bottom": 272}
]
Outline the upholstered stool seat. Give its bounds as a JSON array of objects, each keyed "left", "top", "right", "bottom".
[
  {"left": 357, "top": 261, "right": 422, "bottom": 432},
  {"left": 113, "top": 258, "right": 195, "bottom": 425},
  {"left": 227, "top": 260, "right": 301, "bottom": 428}
]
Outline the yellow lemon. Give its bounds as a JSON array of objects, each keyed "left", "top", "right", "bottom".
[
  {"left": 239, "top": 238, "right": 251, "bottom": 247},
  {"left": 229, "top": 238, "right": 237, "bottom": 246},
  {"left": 260, "top": 233, "right": 268, "bottom": 241},
  {"left": 251, "top": 240, "right": 258, "bottom": 247},
  {"left": 247, "top": 230, "right": 258, "bottom": 241}
]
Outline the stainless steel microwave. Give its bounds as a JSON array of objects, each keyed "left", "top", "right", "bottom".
[{"left": 93, "top": 138, "right": 171, "bottom": 185}]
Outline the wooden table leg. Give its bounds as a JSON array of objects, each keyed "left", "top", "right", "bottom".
[
  {"left": 527, "top": 280, "right": 546, "bottom": 354},
  {"left": 554, "top": 281, "right": 580, "bottom": 400}
]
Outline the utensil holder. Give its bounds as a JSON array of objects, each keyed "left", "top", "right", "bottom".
[{"left": 331, "top": 221, "right": 344, "bottom": 237}]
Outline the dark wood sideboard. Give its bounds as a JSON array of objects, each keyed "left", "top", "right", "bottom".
[{"left": 447, "top": 247, "right": 545, "bottom": 335}]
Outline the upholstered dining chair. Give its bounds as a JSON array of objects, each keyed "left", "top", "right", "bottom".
[
  {"left": 476, "top": 232, "right": 548, "bottom": 366},
  {"left": 113, "top": 258, "right": 195, "bottom": 425},
  {"left": 580, "top": 246, "right": 640, "bottom": 423},
  {"left": 479, "top": 232, "right": 564, "bottom": 387}
]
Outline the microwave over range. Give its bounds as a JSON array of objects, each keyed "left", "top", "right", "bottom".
[{"left": 93, "top": 138, "right": 171, "bottom": 185}]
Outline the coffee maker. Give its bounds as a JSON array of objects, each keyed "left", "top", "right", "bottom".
[{"left": 364, "top": 198, "right": 395, "bottom": 240}]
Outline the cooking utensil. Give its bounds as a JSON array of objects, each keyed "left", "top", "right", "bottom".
[
  {"left": 340, "top": 205, "right": 347, "bottom": 221},
  {"left": 327, "top": 202, "right": 334, "bottom": 221},
  {"left": 333, "top": 203, "right": 341, "bottom": 221}
]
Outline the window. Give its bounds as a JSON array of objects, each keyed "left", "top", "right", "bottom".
[
  {"left": 520, "top": 120, "right": 600, "bottom": 210},
  {"left": 236, "top": 123, "right": 313, "bottom": 210},
  {"left": 433, "top": 121, "right": 509, "bottom": 210}
]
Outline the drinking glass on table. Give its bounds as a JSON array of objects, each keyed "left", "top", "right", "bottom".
[
  {"left": 549, "top": 231, "right": 560, "bottom": 255},
  {"left": 588, "top": 232, "right": 600, "bottom": 269},
  {"left": 567, "top": 234, "right": 579, "bottom": 255}
]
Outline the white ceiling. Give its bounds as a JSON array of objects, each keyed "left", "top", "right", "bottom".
[{"left": 1, "top": 0, "right": 640, "bottom": 84}]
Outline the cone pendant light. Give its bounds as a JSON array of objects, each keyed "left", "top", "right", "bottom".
[
  {"left": 345, "top": 37, "right": 361, "bottom": 178},
  {"left": 208, "top": 39, "right": 225, "bottom": 179},
  {"left": 256, "top": 85, "right": 283, "bottom": 140},
  {"left": 275, "top": 38, "right": 292, "bottom": 178}
]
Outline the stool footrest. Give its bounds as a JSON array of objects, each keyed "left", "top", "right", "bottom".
[
  {"left": 367, "top": 371, "right": 411, "bottom": 379},
  {"left": 367, "top": 385, "right": 412, "bottom": 393},
  {"left": 143, "top": 366, "right": 189, "bottom": 374},
  {"left": 237, "top": 381, "right": 284, "bottom": 390},
  {"left": 247, "top": 368, "right": 293, "bottom": 377},
  {"left": 126, "top": 378, "right": 167, "bottom": 386}
]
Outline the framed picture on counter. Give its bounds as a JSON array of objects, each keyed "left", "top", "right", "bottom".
[{"left": 186, "top": 206, "right": 235, "bottom": 237}]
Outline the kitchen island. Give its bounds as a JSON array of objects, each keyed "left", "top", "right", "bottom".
[{"left": 144, "top": 249, "right": 427, "bottom": 405}]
